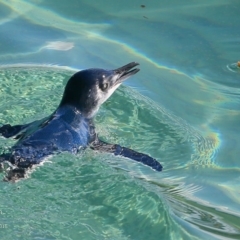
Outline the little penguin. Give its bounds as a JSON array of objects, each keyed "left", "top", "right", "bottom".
[{"left": 0, "top": 62, "right": 162, "bottom": 181}]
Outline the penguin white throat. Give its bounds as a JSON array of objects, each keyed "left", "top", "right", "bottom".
[{"left": 84, "top": 78, "right": 121, "bottom": 118}]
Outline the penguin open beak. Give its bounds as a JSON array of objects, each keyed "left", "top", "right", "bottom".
[{"left": 114, "top": 62, "right": 140, "bottom": 83}]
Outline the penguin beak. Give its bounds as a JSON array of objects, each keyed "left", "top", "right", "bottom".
[{"left": 114, "top": 62, "right": 140, "bottom": 83}]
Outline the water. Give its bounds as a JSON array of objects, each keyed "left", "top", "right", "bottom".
[{"left": 0, "top": 0, "right": 240, "bottom": 239}]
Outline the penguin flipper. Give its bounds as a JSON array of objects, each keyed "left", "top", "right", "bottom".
[
  {"left": 90, "top": 139, "right": 163, "bottom": 171},
  {"left": 0, "top": 123, "right": 30, "bottom": 139}
]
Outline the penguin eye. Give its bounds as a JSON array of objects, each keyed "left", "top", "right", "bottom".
[{"left": 100, "top": 82, "right": 109, "bottom": 91}]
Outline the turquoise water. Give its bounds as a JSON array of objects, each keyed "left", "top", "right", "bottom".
[{"left": 0, "top": 1, "right": 240, "bottom": 239}]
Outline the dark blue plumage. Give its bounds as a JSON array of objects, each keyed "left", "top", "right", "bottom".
[{"left": 0, "top": 62, "right": 162, "bottom": 181}]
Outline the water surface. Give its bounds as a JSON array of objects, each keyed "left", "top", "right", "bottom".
[{"left": 0, "top": 0, "right": 240, "bottom": 239}]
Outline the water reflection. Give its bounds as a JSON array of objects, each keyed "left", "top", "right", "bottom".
[{"left": 0, "top": 0, "right": 240, "bottom": 238}]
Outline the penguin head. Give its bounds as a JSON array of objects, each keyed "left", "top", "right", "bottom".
[{"left": 59, "top": 62, "right": 140, "bottom": 118}]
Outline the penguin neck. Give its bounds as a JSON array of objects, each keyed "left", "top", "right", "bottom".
[
  {"left": 56, "top": 104, "right": 95, "bottom": 122},
  {"left": 55, "top": 105, "right": 84, "bottom": 123},
  {"left": 59, "top": 91, "right": 80, "bottom": 110}
]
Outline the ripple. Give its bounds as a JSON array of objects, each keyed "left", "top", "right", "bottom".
[{"left": 226, "top": 62, "right": 240, "bottom": 73}]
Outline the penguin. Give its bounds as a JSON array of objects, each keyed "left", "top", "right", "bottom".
[{"left": 0, "top": 62, "right": 162, "bottom": 181}]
